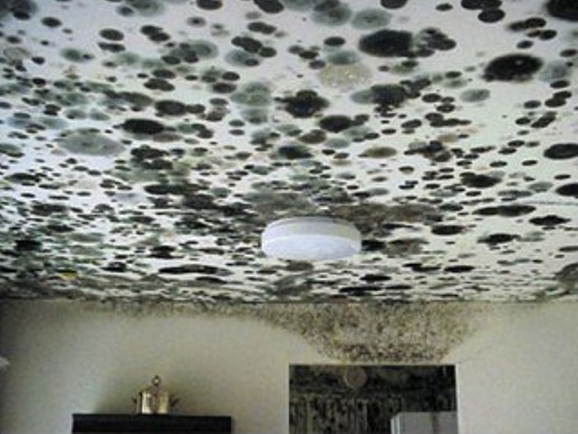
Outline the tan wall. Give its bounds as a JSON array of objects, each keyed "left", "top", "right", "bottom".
[{"left": 0, "top": 302, "right": 576, "bottom": 434}]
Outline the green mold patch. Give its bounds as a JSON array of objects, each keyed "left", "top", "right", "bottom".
[{"left": 58, "top": 132, "right": 125, "bottom": 156}]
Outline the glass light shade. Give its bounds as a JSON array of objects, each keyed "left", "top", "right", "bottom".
[{"left": 261, "top": 217, "right": 361, "bottom": 261}]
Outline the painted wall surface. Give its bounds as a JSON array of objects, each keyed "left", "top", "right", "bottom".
[
  {"left": 444, "top": 303, "right": 578, "bottom": 434},
  {"left": 0, "top": 303, "right": 329, "bottom": 434},
  {"left": 0, "top": 302, "right": 577, "bottom": 434}
]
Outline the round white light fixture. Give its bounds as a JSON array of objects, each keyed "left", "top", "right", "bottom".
[{"left": 261, "top": 217, "right": 361, "bottom": 261}]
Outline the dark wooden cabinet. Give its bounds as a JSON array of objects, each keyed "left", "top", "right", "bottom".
[{"left": 72, "top": 414, "right": 232, "bottom": 433}]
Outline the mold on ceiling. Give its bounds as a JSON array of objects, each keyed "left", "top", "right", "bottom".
[{"left": 0, "top": 0, "right": 577, "bottom": 303}]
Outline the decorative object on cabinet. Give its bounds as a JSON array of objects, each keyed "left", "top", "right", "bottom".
[
  {"left": 71, "top": 414, "right": 232, "bottom": 433},
  {"left": 133, "top": 375, "right": 178, "bottom": 414}
]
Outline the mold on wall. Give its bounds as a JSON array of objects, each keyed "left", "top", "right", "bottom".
[{"left": 1, "top": 300, "right": 483, "bottom": 363}]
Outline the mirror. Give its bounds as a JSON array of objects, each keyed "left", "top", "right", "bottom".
[{"left": 289, "top": 364, "right": 457, "bottom": 434}]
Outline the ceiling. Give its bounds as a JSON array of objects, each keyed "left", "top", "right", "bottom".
[{"left": 0, "top": 0, "right": 577, "bottom": 303}]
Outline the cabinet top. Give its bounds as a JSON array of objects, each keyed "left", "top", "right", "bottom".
[{"left": 72, "top": 414, "right": 232, "bottom": 433}]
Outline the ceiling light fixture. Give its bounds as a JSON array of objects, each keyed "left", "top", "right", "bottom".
[{"left": 261, "top": 217, "right": 361, "bottom": 261}]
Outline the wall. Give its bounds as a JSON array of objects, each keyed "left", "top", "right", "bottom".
[
  {"left": 0, "top": 302, "right": 329, "bottom": 434},
  {"left": 446, "top": 303, "right": 578, "bottom": 434},
  {"left": 0, "top": 302, "right": 577, "bottom": 434}
]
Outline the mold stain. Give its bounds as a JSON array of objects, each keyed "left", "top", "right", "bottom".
[
  {"left": 359, "top": 29, "right": 413, "bottom": 58},
  {"left": 359, "top": 146, "right": 397, "bottom": 158},
  {"left": 59, "top": 132, "right": 124, "bottom": 156},
  {"left": 311, "top": 1, "right": 352, "bottom": 27},
  {"left": 281, "top": 90, "right": 329, "bottom": 118},
  {"left": 0, "top": 0, "right": 576, "bottom": 303},
  {"left": 483, "top": 54, "right": 543, "bottom": 82},
  {"left": 546, "top": 0, "right": 578, "bottom": 22},
  {"left": 351, "top": 8, "right": 391, "bottom": 30},
  {"left": 122, "top": 118, "right": 165, "bottom": 135},
  {"left": 544, "top": 143, "right": 578, "bottom": 159}
]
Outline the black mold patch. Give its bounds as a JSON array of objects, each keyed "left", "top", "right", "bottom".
[
  {"left": 0, "top": 0, "right": 38, "bottom": 20},
  {"left": 253, "top": 0, "right": 283, "bottom": 14},
  {"left": 362, "top": 274, "right": 392, "bottom": 283},
  {"left": 319, "top": 115, "right": 356, "bottom": 133},
  {"left": 195, "top": 276, "right": 227, "bottom": 285},
  {"left": 277, "top": 144, "right": 313, "bottom": 160},
  {"left": 385, "top": 238, "right": 426, "bottom": 256},
  {"left": 197, "top": 0, "right": 222, "bottom": 10},
  {"left": 102, "top": 262, "right": 127, "bottom": 273},
  {"left": 414, "top": 28, "right": 456, "bottom": 54},
  {"left": 144, "top": 183, "right": 199, "bottom": 195},
  {"left": 483, "top": 54, "right": 543, "bottom": 82},
  {"left": 158, "top": 264, "right": 231, "bottom": 276},
  {"left": 444, "top": 265, "right": 475, "bottom": 273},
  {"left": 15, "top": 238, "right": 42, "bottom": 252},
  {"left": 405, "top": 263, "right": 441, "bottom": 273},
  {"left": 362, "top": 239, "right": 386, "bottom": 252},
  {"left": 546, "top": 0, "right": 578, "bottom": 21},
  {"left": 431, "top": 225, "right": 465, "bottom": 236},
  {"left": 41, "top": 16, "right": 61, "bottom": 28},
  {"left": 360, "top": 146, "right": 397, "bottom": 158},
  {"left": 0, "top": 143, "right": 24, "bottom": 158},
  {"left": 100, "top": 28, "right": 124, "bottom": 41},
  {"left": 155, "top": 100, "right": 187, "bottom": 116},
  {"left": 555, "top": 262, "right": 578, "bottom": 287},
  {"left": 555, "top": 183, "right": 578, "bottom": 198},
  {"left": 312, "top": 1, "right": 352, "bottom": 27},
  {"left": 285, "top": 261, "right": 314, "bottom": 272},
  {"left": 339, "top": 285, "right": 381, "bottom": 295},
  {"left": 543, "top": 143, "right": 578, "bottom": 160},
  {"left": 299, "top": 129, "right": 326, "bottom": 144},
  {"left": 120, "top": 0, "right": 165, "bottom": 17},
  {"left": 474, "top": 205, "right": 536, "bottom": 217},
  {"left": 477, "top": 9, "right": 505, "bottom": 23},
  {"left": 529, "top": 215, "right": 570, "bottom": 226},
  {"left": 478, "top": 233, "right": 519, "bottom": 244},
  {"left": 226, "top": 49, "right": 261, "bottom": 67},
  {"left": 461, "top": 173, "right": 501, "bottom": 188},
  {"left": 7, "top": 172, "right": 41, "bottom": 185},
  {"left": 380, "top": 0, "right": 408, "bottom": 9},
  {"left": 351, "top": 84, "right": 409, "bottom": 112},
  {"left": 359, "top": 29, "right": 413, "bottom": 58},
  {"left": 182, "top": 194, "right": 217, "bottom": 210},
  {"left": 167, "top": 40, "right": 218, "bottom": 62},
  {"left": 31, "top": 203, "right": 67, "bottom": 216},
  {"left": 0, "top": 266, "right": 17, "bottom": 274},
  {"left": 281, "top": 90, "right": 329, "bottom": 118},
  {"left": 406, "top": 141, "right": 453, "bottom": 163},
  {"left": 150, "top": 245, "right": 177, "bottom": 259},
  {"left": 122, "top": 118, "right": 165, "bottom": 135},
  {"left": 559, "top": 246, "right": 578, "bottom": 253}
]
